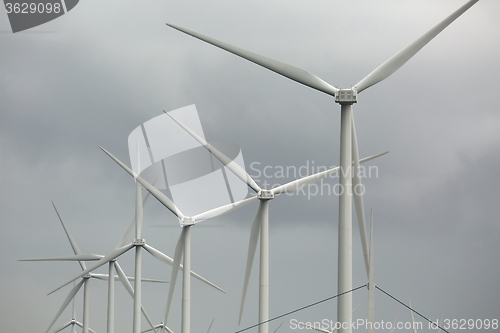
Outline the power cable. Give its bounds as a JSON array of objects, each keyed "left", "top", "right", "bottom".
[
  {"left": 376, "top": 285, "right": 449, "bottom": 333},
  {"left": 235, "top": 284, "right": 366, "bottom": 333}
]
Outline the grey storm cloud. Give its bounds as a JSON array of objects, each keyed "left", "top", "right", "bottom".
[{"left": 1, "top": 1, "right": 499, "bottom": 333}]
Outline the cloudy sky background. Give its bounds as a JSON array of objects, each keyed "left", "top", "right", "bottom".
[{"left": 1, "top": 0, "right": 500, "bottom": 332}]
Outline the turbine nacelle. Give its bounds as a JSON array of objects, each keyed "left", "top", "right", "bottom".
[
  {"left": 335, "top": 88, "right": 358, "bottom": 105},
  {"left": 258, "top": 190, "right": 274, "bottom": 200},
  {"left": 133, "top": 239, "right": 145, "bottom": 246},
  {"left": 181, "top": 217, "right": 195, "bottom": 226}
]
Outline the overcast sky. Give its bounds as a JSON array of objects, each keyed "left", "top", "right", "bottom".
[{"left": 1, "top": 1, "right": 500, "bottom": 332}]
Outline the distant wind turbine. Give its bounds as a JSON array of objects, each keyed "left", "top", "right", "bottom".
[
  {"left": 49, "top": 282, "right": 97, "bottom": 333},
  {"left": 99, "top": 146, "right": 258, "bottom": 333},
  {"left": 47, "top": 151, "right": 226, "bottom": 333},
  {"left": 20, "top": 201, "right": 163, "bottom": 333}
]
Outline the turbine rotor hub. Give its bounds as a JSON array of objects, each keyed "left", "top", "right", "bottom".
[
  {"left": 258, "top": 190, "right": 274, "bottom": 200},
  {"left": 133, "top": 238, "right": 145, "bottom": 245},
  {"left": 335, "top": 88, "right": 357, "bottom": 105},
  {"left": 181, "top": 217, "right": 195, "bottom": 226}
]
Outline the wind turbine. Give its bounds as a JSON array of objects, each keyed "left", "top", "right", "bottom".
[
  {"left": 50, "top": 282, "right": 97, "bottom": 333},
  {"left": 99, "top": 146, "right": 258, "bottom": 333},
  {"left": 164, "top": 1, "right": 480, "bottom": 331},
  {"left": 165, "top": 110, "right": 386, "bottom": 333},
  {"left": 48, "top": 154, "right": 226, "bottom": 333},
  {"left": 20, "top": 201, "right": 163, "bottom": 333}
]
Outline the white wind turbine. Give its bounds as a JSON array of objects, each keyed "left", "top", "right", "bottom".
[
  {"left": 99, "top": 146, "right": 258, "bottom": 333},
  {"left": 100, "top": 143, "right": 384, "bottom": 333},
  {"left": 20, "top": 201, "right": 163, "bottom": 333},
  {"left": 50, "top": 282, "right": 97, "bottom": 333},
  {"left": 48, "top": 150, "right": 226, "bottom": 333},
  {"left": 164, "top": 1, "right": 480, "bottom": 331},
  {"left": 165, "top": 111, "right": 386, "bottom": 333}
]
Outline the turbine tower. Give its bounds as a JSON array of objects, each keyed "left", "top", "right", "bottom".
[{"left": 164, "top": 1, "right": 480, "bottom": 331}]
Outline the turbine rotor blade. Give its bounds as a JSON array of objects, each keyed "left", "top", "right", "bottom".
[
  {"left": 74, "top": 321, "right": 97, "bottom": 333},
  {"left": 437, "top": 308, "right": 444, "bottom": 332},
  {"left": 115, "top": 262, "right": 135, "bottom": 297},
  {"left": 53, "top": 321, "right": 72, "bottom": 333},
  {"left": 114, "top": 262, "right": 157, "bottom": 333},
  {"left": 166, "top": 111, "right": 261, "bottom": 193},
  {"left": 89, "top": 273, "right": 168, "bottom": 283},
  {"left": 19, "top": 254, "right": 104, "bottom": 262},
  {"left": 138, "top": 278, "right": 169, "bottom": 283},
  {"left": 166, "top": 24, "right": 338, "bottom": 97},
  {"left": 273, "top": 321, "right": 284, "bottom": 333},
  {"left": 163, "top": 228, "right": 186, "bottom": 325},
  {"left": 142, "top": 243, "right": 175, "bottom": 266},
  {"left": 239, "top": 200, "right": 264, "bottom": 324},
  {"left": 52, "top": 202, "right": 86, "bottom": 271},
  {"left": 45, "top": 279, "right": 85, "bottom": 333},
  {"left": 141, "top": 324, "right": 161, "bottom": 333},
  {"left": 143, "top": 244, "right": 224, "bottom": 292},
  {"left": 354, "top": 0, "right": 479, "bottom": 93},
  {"left": 49, "top": 243, "right": 134, "bottom": 295},
  {"left": 409, "top": 300, "right": 418, "bottom": 333},
  {"left": 135, "top": 181, "right": 144, "bottom": 239},
  {"left": 141, "top": 306, "right": 158, "bottom": 333},
  {"left": 389, "top": 312, "right": 399, "bottom": 333},
  {"left": 271, "top": 151, "right": 388, "bottom": 196},
  {"left": 351, "top": 118, "right": 370, "bottom": 276},
  {"left": 206, "top": 318, "right": 215, "bottom": 333},
  {"left": 116, "top": 180, "right": 155, "bottom": 249},
  {"left": 192, "top": 196, "right": 258, "bottom": 222},
  {"left": 100, "top": 146, "right": 184, "bottom": 219},
  {"left": 89, "top": 273, "right": 109, "bottom": 281}
]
